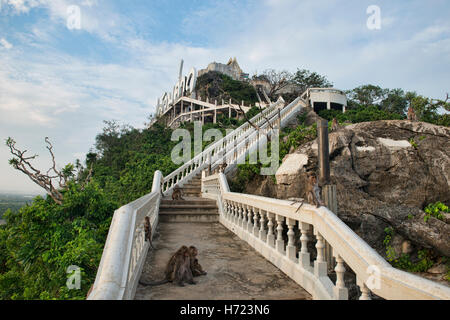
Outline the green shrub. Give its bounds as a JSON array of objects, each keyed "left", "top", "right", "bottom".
[{"left": 424, "top": 202, "right": 448, "bottom": 222}]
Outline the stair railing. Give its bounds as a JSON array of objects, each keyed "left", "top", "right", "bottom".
[
  {"left": 202, "top": 173, "right": 450, "bottom": 300},
  {"left": 88, "top": 171, "right": 163, "bottom": 300},
  {"left": 161, "top": 97, "right": 287, "bottom": 195}
]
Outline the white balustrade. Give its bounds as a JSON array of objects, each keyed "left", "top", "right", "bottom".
[
  {"left": 201, "top": 172, "right": 450, "bottom": 300},
  {"left": 89, "top": 171, "right": 163, "bottom": 300}
]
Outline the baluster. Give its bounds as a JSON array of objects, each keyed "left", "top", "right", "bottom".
[
  {"left": 275, "top": 215, "right": 285, "bottom": 253},
  {"left": 299, "top": 223, "right": 311, "bottom": 269},
  {"left": 359, "top": 282, "right": 372, "bottom": 300},
  {"left": 252, "top": 208, "right": 259, "bottom": 237},
  {"left": 231, "top": 203, "right": 236, "bottom": 222},
  {"left": 259, "top": 209, "right": 266, "bottom": 241},
  {"left": 314, "top": 231, "right": 327, "bottom": 278},
  {"left": 247, "top": 205, "right": 253, "bottom": 232},
  {"left": 237, "top": 203, "right": 245, "bottom": 228},
  {"left": 237, "top": 204, "right": 242, "bottom": 227},
  {"left": 266, "top": 212, "right": 275, "bottom": 248},
  {"left": 286, "top": 219, "right": 296, "bottom": 261},
  {"left": 334, "top": 255, "right": 348, "bottom": 300},
  {"left": 241, "top": 205, "right": 247, "bottom": 229}
]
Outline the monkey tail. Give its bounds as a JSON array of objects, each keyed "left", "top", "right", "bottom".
[{"left": 139, "top": 279, "right": 169, "bottom": 286}]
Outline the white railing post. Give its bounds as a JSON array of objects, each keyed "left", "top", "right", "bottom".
[
  {"left": 252, "top": 207, "right": 259, "bottom": 237},
  {"left": 275, "top": 215, "right": 285, "bottom": 254},
  {"left": 314, "top": 231, "right": 327, "bottom": 278},
  {"left": 299, "top": 222, "right": 311, "bottom": 270},
  {"left": 286, "top": 218, "right": 296, "bottom": 261},
  {"left": 333, "top": 254, "right": 348, "bottom": 300},
  {"left": 259, "top": 209, "right": 266, "bottom": 241},
  {"left": 359, "top": 282, "right": 372, "bottom": 300},
  {"left": 266, "top": 212, "right": 275, "bottom": 248}
]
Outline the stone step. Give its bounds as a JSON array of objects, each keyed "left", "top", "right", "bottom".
[
  {"left": 181, "top": 186, "right": 201, "bottom": 191},
  {"left": 160, "top": 204, "right": 218, "bottom": 211},
  {"left": 160, "top": 198, "right": 216, "bottom": 206},
  {"left": 159, "top": 210, "right": 219, "bottom": 223}
]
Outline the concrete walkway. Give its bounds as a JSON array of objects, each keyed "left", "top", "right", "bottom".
[{"left": 135, "top": 222, "right": 311, "bottom": 300}]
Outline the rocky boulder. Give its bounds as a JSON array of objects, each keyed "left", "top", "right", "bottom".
[{"left": 256, "top": 120, "right": 450, "bottom": 257}]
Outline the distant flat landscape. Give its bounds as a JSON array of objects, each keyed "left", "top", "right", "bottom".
[{"left": 0, "top": 193, "right": 39, "bottom": 218}]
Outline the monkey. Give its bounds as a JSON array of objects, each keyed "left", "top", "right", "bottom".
[
  {"left": 306, "top": 175, "right": 324, "bottom": 208},
  {"left": 173, "top": 247, "right": 197, "bottom": 287},
  {"left": 218, "top": 162, "right": 228, "bottom": 173},
  {"left": 144, "top": 216, "right": 154, "bottom": 249},
  {"left": 331, "top": 118, "right": 340, "bottom": 131},
  {"left": 139, "top": 246, "right": 196, "bottom": 287},
  {"left": 188, "top": 246, "right": 207, "bottom": 277},
  {"left": 407, "top": 106, "right": 417, "bottom": 121},
  {"left": 172, "top": 185, "right": 184, "bottom": 201}
]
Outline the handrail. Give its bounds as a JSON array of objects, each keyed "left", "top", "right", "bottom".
[
  {"left": 161, "top": 97, "right": 287, "bottom": 194},
  {"left": 210, "top": 97, "right": 306, "bottom": 173},
  {"left": 88, "top": 171, "right": 163, "bottom": 300},
  {"left": 202, "top": 173, "right": 450, "bottom": 300}
]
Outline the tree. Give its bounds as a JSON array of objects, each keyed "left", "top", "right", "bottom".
[
  {"left": 292, "top": 69, "right": 333, "bottom": 93},
  {"left": 257, "top": 69, "right": 294, "bottom": 98},
  {"left": 381, "top": 88, "right": 408, "bottom": 115},
  {"left": 409, "top": 95, "right": 449, "bottom": 123},
  {"left": 347, "top": 85, "right": 388, "bottom": 108},
  {"left": 6, "top": 137, "right": 91, "bottom": 205}
]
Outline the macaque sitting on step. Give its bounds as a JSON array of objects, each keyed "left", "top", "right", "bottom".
[{"left": 172, "top": 185, "right": 184, "bottom": 201}]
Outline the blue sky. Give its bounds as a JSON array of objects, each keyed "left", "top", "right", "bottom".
[{"left": 0, "top": 0, "right": 449, "bottom": 193}]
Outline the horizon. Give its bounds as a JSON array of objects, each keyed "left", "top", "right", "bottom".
[{"left": 1, "top": 0, "right": 449, "bottom": 193}]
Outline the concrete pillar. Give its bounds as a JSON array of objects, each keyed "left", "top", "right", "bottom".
[
  {"left": 327, "top": 101, "right": 331, "bottom": 110},
  {"left": 317, "top": 119, "right": 330, "bottom": 186}
]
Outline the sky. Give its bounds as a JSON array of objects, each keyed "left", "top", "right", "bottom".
[{"left": 0, "top": 0, "right": 449, "bottom": 193}]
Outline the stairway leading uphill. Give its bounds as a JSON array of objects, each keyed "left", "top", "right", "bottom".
[{"left": 159, "top": 174, "right": 219, "bottom": 223}]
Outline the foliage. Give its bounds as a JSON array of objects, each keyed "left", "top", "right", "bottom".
[
  {"left": 195, "top": 71, "right": 258, "bottom": 106},
  {"left": 383, "top": 227, "right": 434, "bottom": 273},
  {"left": 423, "top": 202, "right": 448, "bottom": 223},
  {"left": 409, "top": 138, "right": 418, "bottom": 150},
  {"left": 292, "top": 69, "right": 333, "bottom": 94},
  {"left": 318, "top": 105, "right": 403, "bottom": 124},
  {"left": 0, "top": 182, "right": 117, "bottom": 300}
]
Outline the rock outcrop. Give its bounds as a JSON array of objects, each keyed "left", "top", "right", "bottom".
[{"left": 246, "top": 120, "right": 450, "bottom": 257}]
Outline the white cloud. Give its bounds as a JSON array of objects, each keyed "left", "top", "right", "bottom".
[{"left": 0, "top": 38, "right": 13, "bottom": 49}]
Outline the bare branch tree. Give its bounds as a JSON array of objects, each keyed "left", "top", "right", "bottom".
[
  {"left": 6, "top": 137, "right": 90, "bottom": 205},
  {"left": 257, "top": 69, "right": 295, "bottom": 97}
]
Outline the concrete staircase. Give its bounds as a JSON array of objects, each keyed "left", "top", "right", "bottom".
[{"left": 159, "top": 174, "right": 219, "bottom": 223}]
